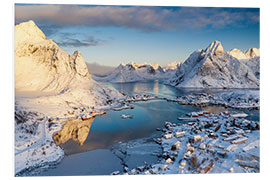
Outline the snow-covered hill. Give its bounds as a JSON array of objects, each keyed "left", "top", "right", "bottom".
[
  {"left": 15, "top": 20, "right": 123, "bottom": 115},
  {"left": 92, "top": 62, "right": 173, "bottom": 83},
  {"left": 167, "top": 41, "right": 260, "bottom": 88}
]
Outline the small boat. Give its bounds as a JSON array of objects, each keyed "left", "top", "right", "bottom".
[
  {"left": 224, "top": 111, "right": 230, "bottom": 115},
  {"left": 191, "top": 112, "right": 199, "bottom": 118},
  {"left": 121, "top": 114, "right": 133, "bottom": 119},
  {"left": 198, "top": 112, "right": 204, "bottom": 116},
  {"left": 231, "top": 112, "right": 248, "bottom": 118},
  {"left": 142, "top": 97, "right": 148, "bottom": 101}
]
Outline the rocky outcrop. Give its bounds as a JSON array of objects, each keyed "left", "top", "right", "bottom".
[{"left": 70, "top": 50, "right": 89, "bottom": 77}]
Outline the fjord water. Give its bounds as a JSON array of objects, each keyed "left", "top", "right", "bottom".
[{"left": 39, "top": 81, "right": 259, "bottom": 176}]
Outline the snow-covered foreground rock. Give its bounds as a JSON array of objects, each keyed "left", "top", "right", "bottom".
[
  {"left": 92, "top": 62, "right": 177, "bottom": 83},
  {"left": 119, "top": 111, "right": 259, "bottom": 175},
  {"left": 14, "top": 20, "right": 125, "bottom": 175},
  {"left": 167, "top": 41, "right": 260, "bottom": 88}
]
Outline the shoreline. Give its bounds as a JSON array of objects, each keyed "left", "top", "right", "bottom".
[
  {"left": 15, "top": 89, "right": 260, "bottom": 176},
  {"left": 118, "top": 111, "right": 260, "bottom": 175}
]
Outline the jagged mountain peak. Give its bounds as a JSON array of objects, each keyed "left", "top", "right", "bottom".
[
  {"left": 14, "top": 20, "right": 92, "bottom": 92},
  {"left": 204, "top": 40, "right": 224, "bottom": 56},
  {"left": 70, "top": 50, "right": 89, "bottom": 77},
  {"left": 228, "top": 48, "right": 247, "bottom": 60},
  {"left": 245, "top": 48, "right": 260, "bottom": 58},
  {"left": 167, "top": 41, "right": 259, "bottom": 88},
  {"left": 72, "top": 50, "right": 82, "bottom": 57},
  {"left": 228, "top": 48, "right": 260, "bottom": 60},
  {"left": 119, "top": 62, "right": 159, "bottom": 70},
  {"left": 15, "top": 20, "right": 46, "bottom": 48}
]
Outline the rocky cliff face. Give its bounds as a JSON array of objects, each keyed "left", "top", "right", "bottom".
[{"left": 167, "top": 41, "right": 260, "bottom": 88}]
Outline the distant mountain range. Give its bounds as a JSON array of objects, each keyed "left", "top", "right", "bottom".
[
  {"left": 92, "top": 41, "right": 259, "bottom": 88},
  {"left": 92, "top": 62, "right": 178, "bottom": 83},
  {"left": 15, "top": 20, "right": 259, "bottom": 90}
]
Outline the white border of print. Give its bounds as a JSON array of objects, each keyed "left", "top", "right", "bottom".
[{"left": 1, "top": 0, "right": 269, "bottom": 180}]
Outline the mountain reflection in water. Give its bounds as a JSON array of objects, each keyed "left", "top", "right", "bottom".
[{"left": 53, "top": 118, "right": 94, "bottom": 146}]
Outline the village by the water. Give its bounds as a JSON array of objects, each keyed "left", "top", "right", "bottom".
[{"left": 14, "top": 4, "right": 260, "bottom": 176}]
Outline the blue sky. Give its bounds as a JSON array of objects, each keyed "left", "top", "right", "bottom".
[{"left": 15, "top": 4, "right": 259, "bottom": 66}]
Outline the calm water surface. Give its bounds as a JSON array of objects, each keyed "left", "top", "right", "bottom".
[{"left": 38, "top": 81, "right": 259, "bottom": 176}]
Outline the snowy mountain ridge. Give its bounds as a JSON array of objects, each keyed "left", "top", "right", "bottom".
[
  {"left": 15, "top": 20, "right": 46, "bottom": 49},
  {"left": 228, "top": 48, "right": 260, "bottom": 60},
  {"left": 15, "top": 20, "right": 90, "bottom": 92},
  {"left": 203, "top": 40, "right": 225, "bottom": 56},
  {"left": 92, "top": 62, "right": 174, "bottom": 83},
  {"left": 167, "top": 40, "right": 260, "bottom": 88},
  {"left": 15, "top": 20, "right": 123, "bottom": 113}
]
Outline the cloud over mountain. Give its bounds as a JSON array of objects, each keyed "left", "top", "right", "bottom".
[
  {"left": 55, "top": 36, "right": 105, "bottom": 47},
  {"left": 15, "top": 5, "right": 259, "bottom": 33}
]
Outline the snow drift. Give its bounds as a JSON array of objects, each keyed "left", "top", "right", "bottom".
[{"left": 167, "top": 41, "right": 260, "bottom": 88}]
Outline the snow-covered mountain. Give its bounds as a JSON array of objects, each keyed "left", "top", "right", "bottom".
[
  {"left": 15, "top": 20, "right": 122, "bottom": 112},
  {"left": 167, "top": 41, "right": 260, "bottom": 88},
  {"left": 228, "top": 48, "right": 260, "bottom": 60},
  {"left": 92, "top": 62, "right": 172, "bottom": 83},
  {"left": 165, "top": 61, "right": 181, "bottom": 70},
  {"left": 227, "top": 48, "right": 260, "bottom": 79}
]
